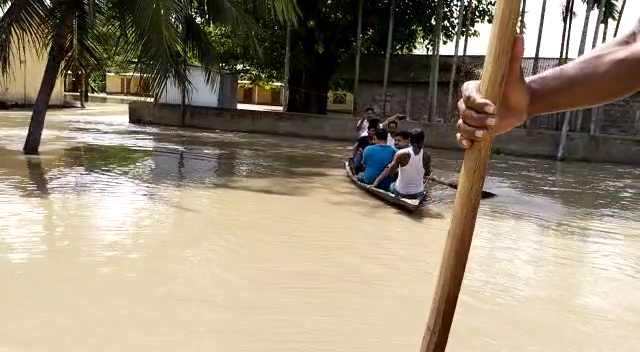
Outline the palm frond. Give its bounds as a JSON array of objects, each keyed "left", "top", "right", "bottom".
[
  {"left": 0, "top": 0, "right": 48, "bottom": 76},
  {"left": 183, "top": 12, "right": 220, "bottom": 88},
  {"left": 58, "top": 0, "right": 107, "bottom": 76},
  {"left": 106, "top": 0, "right": 189, "bottom": 97}
]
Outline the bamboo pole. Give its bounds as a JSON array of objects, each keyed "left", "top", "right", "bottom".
[{"left": 419, "top": 1, "right": 521, "bottom": 351}]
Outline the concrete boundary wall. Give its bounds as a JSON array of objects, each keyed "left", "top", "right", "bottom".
[{"left": 129, "top": 102, "right": 640, "bottom": 165}]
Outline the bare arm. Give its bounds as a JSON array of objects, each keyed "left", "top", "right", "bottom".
[
  {"left": 422, "top": 151, "right": 432, "bottom": 178},
  {"left": 527, "top": 19, "right": 640, "bottom": 116},
  {"left": 380, "top": 114, "right": 401, "bottom": 128}
]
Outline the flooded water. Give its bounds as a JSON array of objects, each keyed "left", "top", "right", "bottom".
[{"left": 0, "top": 104, "right": 638, "bottom": 351}]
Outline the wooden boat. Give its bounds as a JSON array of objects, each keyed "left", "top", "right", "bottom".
[{"left": 345, "top": 160, "right": 427, "bottom": 212}]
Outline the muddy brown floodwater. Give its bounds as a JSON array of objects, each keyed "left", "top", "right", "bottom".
[{"left": 0, "top": 104, "right": 638, "bottom": 351}]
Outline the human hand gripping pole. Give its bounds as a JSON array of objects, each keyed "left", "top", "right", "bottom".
[{"left": 419, "top": 1, "right": 522, "bottom": 351}]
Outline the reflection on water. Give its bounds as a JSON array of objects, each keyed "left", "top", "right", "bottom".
[{"left": 0, "top": 105, "right": 638, "bottom": 351}]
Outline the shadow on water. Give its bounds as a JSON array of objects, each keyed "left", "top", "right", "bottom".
[{"left": 25, "top": 157, "right": 50, "bottom": 198}]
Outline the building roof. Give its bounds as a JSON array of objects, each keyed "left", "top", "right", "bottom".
[{"left": 331, "top": 54, "right": 568, "bottom": 83}]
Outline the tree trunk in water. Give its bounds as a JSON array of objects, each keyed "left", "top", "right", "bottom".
[
  {"left": 353, "top": 0, "right": 364, "bottom": 116},
  {"left": 288, "top": 67, "right": 329, "bottom": 114},
  {"left": 557, "top": 111, "right": 572, "bottom": 160},
  {"left": 519, "top": 0, "right": 526, "bottom": 34},
  {"left": 558, "top": 0, "right": 572, "bottom": 65},
  {"left": 427, "top": 0, "right": 444, "bottom": 122},
  {"left": 446, "top": 0, "right": 466, "bottom": 120},
  {"left": 80, "top": 71, "right": 86, "bottom": 108},
  {"left": 613, "top": 0, "right": 626, "bottom": 38},
  {"left": 573, "top": 0, "right": 594, "bottom": 133},
  {"left": 588, "top": 0, "right": 604, "bottom": 134},
  {"left": 382, "top": 0, "right": 396, "bottom": 115},
  {"left": 23, "top": 14, "right": 74, "bottom": 155}
]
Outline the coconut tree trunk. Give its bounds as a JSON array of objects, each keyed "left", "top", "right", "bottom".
[
  {"left": 80, "top": 71, "right": 86, "bottom": 108},
  {"left": 427, "top": 0, "right": 444, "bottom": 122},
  {"left": 558, "top": 0, "right": 593, "bottom": 159},
  {"left": 558, "top": 0, "right": 573, "bottom": 65},
  {"left": 353, "top": 0, "right": 364, "bottom": 116},
  {"left": 591, "top": 0, "right": 605, "bottom": 49},
  {"left": 23, "top": 13, "right": 74, "bottom": 155},
  {"left": 519, "top": 0, "right": 527, "bottom": 34},
  {"left": 564, "top": 0, "right": 575, "bottom": 60},
  {"left": 613, "top": 0, "right": 626, "bottom": 37},
  {"left": 573, "top": 0, "right": 594, "bottom": 132},
  {"left": 589, "top": 0, "right": 605, "bottom": 134},
  {"left": 557, "top": 111, "right": 571, "bottom": 160},
  {"left": 601, "top": 19, "right": 609, "bottom": 43},
  {"left": 382, "top": 0, "right": 396, "bottom": 115},
  {"left": 283, "top": 24, "right": 291, "bottom": 112},
  {"left": 531, "top": 0, "right": 547, "bottom": 75},
  {"left": 446, "top": 0, "right": 466, "bottom": 120}
]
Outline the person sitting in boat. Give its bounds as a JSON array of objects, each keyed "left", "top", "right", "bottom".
[
  {"left": 393, "top": 130, "right": 411, "bottom": 150},
  {"left": 352, "top": 121, "right": 379, "bottom": 173},
  {"left": 371, "top": 128, "right": 432, "bottom": 199},
  {"left": 358, "top": 128, "right": 397, "bottom": 190}
]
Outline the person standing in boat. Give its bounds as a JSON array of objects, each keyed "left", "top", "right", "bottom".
[
  {"left": 352, "top": 121, "right": 379, "bottom": 173},
  {"left": 371, "top": 128, "right": 432, "bottom": 199},
  {"left": 358, "top": 128, "right": 396, "bottom": 190},
  {"left": 356, "top": 107, "right": 376, "bottom": 137}
]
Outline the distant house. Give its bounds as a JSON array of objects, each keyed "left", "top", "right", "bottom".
[
  {"left": 106, "top": 73, "right": 152, "bottom": 96},
  {"left": 237, "top": 81, "right": 282, "bottom": 106},
  {"left": 0, "top": 40, "right": 64, "bottom": 106},
  {"left": 331, "top": 54, "right": 563, "bottom": 122}
]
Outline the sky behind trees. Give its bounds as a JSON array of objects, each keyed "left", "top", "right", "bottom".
[{"left": 429, "top": 0, "right": 638, "bottom": 57}]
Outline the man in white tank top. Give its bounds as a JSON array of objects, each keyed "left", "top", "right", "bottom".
[{"left": 370, "top": 128, "right": 431, "bottom": 198}]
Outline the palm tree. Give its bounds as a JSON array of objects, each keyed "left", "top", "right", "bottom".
[
  {"left": 563, "top": 0, "right": 576, "bottom": 60},
  {"left": 0, "top": 0, "right": 298, "bottom": 155},
  {"left": 558, "top": 0, "right": 575, "bottom": 65},
  {"left": 519, "top": 0, "right": 527, "bottom": 34},
  {"left": 427, "top": 0, "right": 444, "bottom": 122},
  {"left": 531, "top": 0, "right": 547, "bottom": 75},
  {"left": 559, "top": 0, "right": 595, "bottom": 159},
  {"left": 613, "top": 0, "right": 626, "bottom": 37}
]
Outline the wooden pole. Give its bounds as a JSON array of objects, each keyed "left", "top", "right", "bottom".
[{"left": 419, "top": 1, "right": 521, "bottom": 351}]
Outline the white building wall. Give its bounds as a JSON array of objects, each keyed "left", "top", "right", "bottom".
[
  {"left": 0, "top": 41, "right": 64, "bottom": 106},
  {"left": 159, "top": 66, "right": 237, "bottom": 109}
]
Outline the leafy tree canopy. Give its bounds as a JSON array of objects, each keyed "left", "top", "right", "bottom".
[{"left": 212, "top": 0, "right": 495, "bottom": 87}]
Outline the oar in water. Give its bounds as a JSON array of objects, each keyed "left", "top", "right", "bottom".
[
  {"left": 426, "top": 176, "right": 496, "bottom": 199},
  {"left": 419, "top": 1, "right": 521, "bottom": 351}
]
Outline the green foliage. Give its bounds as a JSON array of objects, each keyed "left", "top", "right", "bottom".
[{"left": 208, "top": 0, "right": 495, "bottom": 87}]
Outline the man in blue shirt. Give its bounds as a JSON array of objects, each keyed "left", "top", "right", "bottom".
[{"left": 358, "top": 129, "right": 396, "bottom": 190}]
